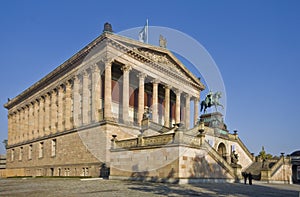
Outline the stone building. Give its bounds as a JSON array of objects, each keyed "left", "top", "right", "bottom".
[
  {"left": 3, "top": 23, "right": 291, "bottom": 183},
  {"left": 4, "top": 23, "right": 204, "bottom": 177},
  {"left": 291, "top": 150, "right": 300, "bottom": 184}
]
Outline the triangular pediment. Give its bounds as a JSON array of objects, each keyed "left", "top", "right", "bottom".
[{"left": 105, "top": 33, "right": 205, "bottom": 90}]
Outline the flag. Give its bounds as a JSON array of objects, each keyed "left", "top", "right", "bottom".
[{"left": 139, "top": 19, "right": 148, "bottom": 43}]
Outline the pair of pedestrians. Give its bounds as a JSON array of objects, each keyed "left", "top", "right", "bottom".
[{"left": 242, "top": 172, "right": 253, "bottom": 185}]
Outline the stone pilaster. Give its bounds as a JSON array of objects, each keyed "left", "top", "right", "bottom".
[
  {"left": 7, "top": 114, "right": 12, "bottom": 145},
  {"left": 28, "top": 103, "right": 34, "bottom": 140},
  {"left": 19, "top": 109, "right": 24, "bottom": 143},
  {"left": 194, "top": 97, "right": 200, "bottom": 126},
  {"left": 12, "top": 112, "right": 17, "bottom": 144},
  {"left": 184, "top": 94, "right": 191, "bottom": 129},
  {"left": 33, "top": 100, "right": 39, "bottom": 139},
  {"left": 164, "top": 85, "right": 171, "bottom": 127},
  {"left": 82, "top": 71, "right": 90, "bottom": 125},
  {"left": 152, "top": 79, "right": 160, "bottom": 123},
  {"left": 24, "top": 106, "right": 29, "bottom": 141},
  {"left": 44, "top": 94, "right": 50, "bottom": 135},
  {"left": 72, "top": 75, "right": 81, "bottom": 127},
  {"left": 104, "top": 61, "right": 113, "bottom": 121},
  {"left": 121, "top": 65, "right": 131, "bottom": 123},
  {"left": 65, "top": 81, "right": 72, "bottom": 130},
  {"left": 38, "top": 97, "right": 44, "bottom": 137},
  {"left": 91, "top": 64, "right": 101, "bottom": 122},
  {"left": 175, "top": 89, "right": 182, "bottom": 124},
  {"left": 16, "top": 110, "right": 20, "bottom": 143},
  {"left": 138, "top": 73, "right": 147, "bottom": 125},
  {"left": 50, "top": 90, "right": 57, "bottom": 134},
  {"left": 57, "top": 86, "right": 64, "bottom": 132},
  {"left": 14, "top": 112, "right": 18, "bottom": 144}
]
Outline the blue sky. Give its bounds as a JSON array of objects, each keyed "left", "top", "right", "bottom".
[{"left": 0, "top": 0, "right": 299, "bottom": 156}]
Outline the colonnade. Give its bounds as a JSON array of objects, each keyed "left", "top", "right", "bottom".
[{"left": 7, "top": 60, "right": 200, "bottom": 146}]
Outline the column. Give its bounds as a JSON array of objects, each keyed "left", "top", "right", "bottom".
[
  {"left": 73, "top": 76, "right": 81, "bottom": 127},
  {"left": 194, "top": 97, "right": 199, "bottom": 126},
  {"left": 16, "top": 110, "right": 20, "bottom": 143},
  {"left": 138, "top": 73, "right": 147, "bottom": 125},
  {"left": 38, "top": 97, "right": 44, "bottom": 137},
  {"left": 104, "top": 61, "right": 113, "bottom": 120},
  {"left": 34, "top": 100, "right": 39, "bottom": 139},
  {"left": 91, "top": 64, "right": 101, "bottom": 122},
  {"left": 185, "top": 94, "right": 191, "bottom": 129},
  {"left": 50, "top": 90, "right": 57, "bottom": 133},
  {"left": 121, "top": 65, "right": 131, "bottom": 123},
  {"left": 164, "top": 85, "right": 171, "bottom": 127},
  {"left": 12, "top": 113, "right": 16, "bottom": 144},
  {"left": 57, "top": 85, "right": 64, "bottom": 132},
  {"left": 82, "top": 71, "right": 90, "bottom": 125},
  {"left": 44, "top": 94, "right": 50, "bottom": 135},
  {"left": 24, "top": 106, "right": 29, "bottom": 141},
  {"left": 19, "top": 109, "right": 24, "bottom": 143},
  {"left": 152, "top": 79, "right": 159, "bottom": 123},
  {"left": 65, "top": 81, "right": 72, "bottom": 130},
  {"left": 175, "top": 89, "right": 182, "bottom": 123},
  {"left": 7, "top": 114, "right": 12, "bottom": 145},
  {"left": 28, "top": 103, "right": 34, "bottom": 140}
]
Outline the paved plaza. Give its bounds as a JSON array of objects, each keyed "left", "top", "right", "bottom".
[{"left": 0, "top": 178, "right": 300, "bottom": 197}]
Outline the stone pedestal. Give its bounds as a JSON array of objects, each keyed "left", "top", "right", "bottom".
[{"left": 231, "top": 164, "right": 243, "bottom": 182}]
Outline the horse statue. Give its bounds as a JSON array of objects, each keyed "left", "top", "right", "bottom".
[{"left": 200, "top": 91, "right": 224, "bottom": 113}]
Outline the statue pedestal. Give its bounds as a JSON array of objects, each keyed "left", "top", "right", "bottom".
[
  {"left": 200, "top": 112, "right": 228, "bottom": 131},
  {"left": 231, "top": 164, "right": 243, "bottom": 182}
]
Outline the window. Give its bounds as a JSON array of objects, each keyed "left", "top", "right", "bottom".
[
  {"left": 19, "top": 147, "right": 23, "bottom": 161},
  {"left": 82, "top": 167, "right": 89, "bottom": 176},
  {"left": 11, "top": 149, "right": 15, "bottom": 161},
  {"left": 297, "top": 166, "right": 300, "bottom": 180},
  {"left": 64, "top": 168, "right": 70, "bottom": 176},
  {"left": 28, "top": 144, "right": 32, "bottom": 160},
  {"left": 51, "top": 139, "right": 56, "bottom": 157},
  {"left": 231, "top": 145, "right": 236, "bottom": 152},
  {"left": 39, "top": 142, "right": 44, "bottom": 158}
]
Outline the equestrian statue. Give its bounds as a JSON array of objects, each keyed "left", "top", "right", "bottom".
[{"left": 200, "top": 91, "right": 224, "bottom": 113}]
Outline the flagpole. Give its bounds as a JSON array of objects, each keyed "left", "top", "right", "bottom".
[{"left": 146, "top": 19, "right": 149, "bottom": 44}]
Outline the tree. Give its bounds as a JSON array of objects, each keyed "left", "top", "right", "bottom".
[{"left": 259, "top": 146, "right": 273, "bottom": 168}]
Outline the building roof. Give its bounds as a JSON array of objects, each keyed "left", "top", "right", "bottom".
[{"left": 291, "top": 150, "right": 300, "bottom": 156}]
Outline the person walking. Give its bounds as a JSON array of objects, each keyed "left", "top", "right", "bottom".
[
  {"left": 248, "top": 172, "right": 253, "bottom": 185},
  {"left": 242, "top": 172, "right": 248, "bottom": 184}
]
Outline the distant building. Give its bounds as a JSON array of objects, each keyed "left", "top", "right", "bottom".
[{"left": 291, "top": 150, "right": 300, "bottom": 184}]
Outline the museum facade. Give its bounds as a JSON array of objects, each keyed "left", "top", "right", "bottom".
[
  {"left": 4, "top": 24, "right": 205, "bottom": 177},
  {"left": 3, "top": 24, "right": 292, "bottom": 183}
]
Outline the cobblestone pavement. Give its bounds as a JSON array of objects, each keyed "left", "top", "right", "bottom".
[{"left": 0, "top": 178, "right": 300, "bottom": 197}]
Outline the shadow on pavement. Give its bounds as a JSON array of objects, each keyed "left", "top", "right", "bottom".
[{"left": 126, "top": 181, "right": 300, "bottom": 197}]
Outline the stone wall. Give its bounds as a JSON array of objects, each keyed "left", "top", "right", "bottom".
[
  {"left": 5, "top": 123, "right": 140, "bottom": 177},
  {"left": 110, "top": 144, "right": 235, "bottom": 183}
]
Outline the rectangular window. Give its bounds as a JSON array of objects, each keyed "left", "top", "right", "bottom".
[
  {"left": 28, "top": 144, "right": 32, "bottom": 160},
  {"left": 297, "top": 166, "right": 300, "bottom": 180},
  {"left": 82, "top": 167, "right": 89, "bottom": 176},
  {"left": 51, "top": 139, "right": 56, "bottom": 157},
  {"left": 39, "top": 142, "right": 44, "bottom": 158},
  {"left": 19, "top": 147, "right": 23, "bottom": 161},
  {"left": 11, "top": 149, "right": 15, "bottom": 161},
  {"left": 231, "top": 145, "right": 236, "bottom": 152}
]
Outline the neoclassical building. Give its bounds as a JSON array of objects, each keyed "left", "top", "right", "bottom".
[
  {"left": 3, "top": 24, "right": 292, "bottom": 183},
  {"left": 4, "top": 24, "right": 204, "bottom": 177}
]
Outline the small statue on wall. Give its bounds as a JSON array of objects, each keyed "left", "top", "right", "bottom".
[
  {"left": 159, "top": 35, "right": 167, "bottom": 48},
  {"left": 231, "top": 150, "right": 239, "bottom": 165}
]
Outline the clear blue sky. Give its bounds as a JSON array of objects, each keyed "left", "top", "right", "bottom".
[{"left": 0, "top": 0, "right": 299, "bottom": 156}]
